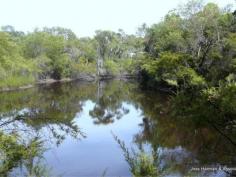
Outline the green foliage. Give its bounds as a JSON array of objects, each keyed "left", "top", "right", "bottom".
[
  {"left": 23, "top": 31, "right": 72, "bottom": 80},
  {"left": 0, "top": 32, "right": 36, "bottom": 89},
  {"left": 71, "top": 58, "right": 96, "bottom": 77},
  {"left": 141, "top": 1, "right": 236, "bottom": 91},
  {"left": 95, "top": 29, "right": 144, "bottom": 75},
  {"left": 0, "top": 132, "right": 24, "bottom": 174},
  {"left": 142, "top": 52, "right": 205, "bottom": 89},
  {"left": 119, "top": 58, "right": 137, "bottom": 74},
  {"left": 202, "top": 81, "right": 236, "bottom": 116},
  {"left": 104, "top": 58, "right": 137, "bottom": 75},
  {"left": 0, "top": 27, "right": 95, "bottom": 88},
  {"left": 104, "top": 59, "right": 119, "bottom": 75},
  {"left": 0, "top": 26, "right": 141, "bottom": 89},
  {"left": 145, "top": 14, "right": 185, "bottom": 55},
  {"left": 0, "top": 133, "right": 47, "bottom": 176}
]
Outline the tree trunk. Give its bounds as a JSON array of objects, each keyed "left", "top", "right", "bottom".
[{"left": 97, "top": 47, "right": 104, "bottom": 76}]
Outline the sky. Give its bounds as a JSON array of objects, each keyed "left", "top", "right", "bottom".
[{"left": 0, "top": 0, "right": 235, "bottom": 37}]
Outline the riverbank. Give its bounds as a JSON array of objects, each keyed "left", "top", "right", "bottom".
[
  {"left": 0, "top": 78, "right": 74, "bottom": 92},
  {"left": 0, "top": 74, "right": 137, "bottom": 92}
]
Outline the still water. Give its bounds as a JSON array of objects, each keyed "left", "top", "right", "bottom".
[{"left": 0, "top": 80, "right": 235, "bottom": 177}]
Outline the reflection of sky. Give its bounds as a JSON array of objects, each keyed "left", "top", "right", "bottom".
[
  {"left": 44, "top": 100, "right": 143, "bottom": 177},
  {"left": 158, "top": 146, "right": 195, "bottom": 169}
]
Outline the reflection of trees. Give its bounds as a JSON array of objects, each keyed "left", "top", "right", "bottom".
[
  {"left": 0, "top": 83, "right": 88, "bottom": 145},
  {"left": 0, "top": 80, "right": 138, "bottom": 175},
  {"left": 89, "top": 97, "right": 130, "bottom": 125},
  {"left": 0, "top": 80, "right": 138, "bottom": 146},
  {"left": 89, "top": 80, "right": 131, "bottom": 125},
  {"left": 1, "top": 80, "right": 235, "bottom": 176},
  {"left": 132, "top": 91, "right": 236, "bottom": 176},
  {"left": 0, "top": 82, "right": 96, "bottom": 176}
]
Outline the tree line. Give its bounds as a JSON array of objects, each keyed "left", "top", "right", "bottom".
[
  {"left": 0, "top": 0, "right": 235, "bottom": 94},
  {"left": 0, "top": 26, "right": 143, "bottom": 88}
]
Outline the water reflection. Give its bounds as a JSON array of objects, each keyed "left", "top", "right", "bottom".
[
  {"left": 132, "top": 91, "right": 236, "bottom": 177},
  {"left": 0, "top": 80, "right": 235, "bottom": 176}
]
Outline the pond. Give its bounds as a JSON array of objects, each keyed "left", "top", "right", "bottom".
[{"left": 0, "top": 80, "right": 235, "bottom": 177}]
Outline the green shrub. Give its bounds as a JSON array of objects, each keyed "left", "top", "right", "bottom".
[{"left": 113, "top": 133, "right": 158, "bottom": 177}]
